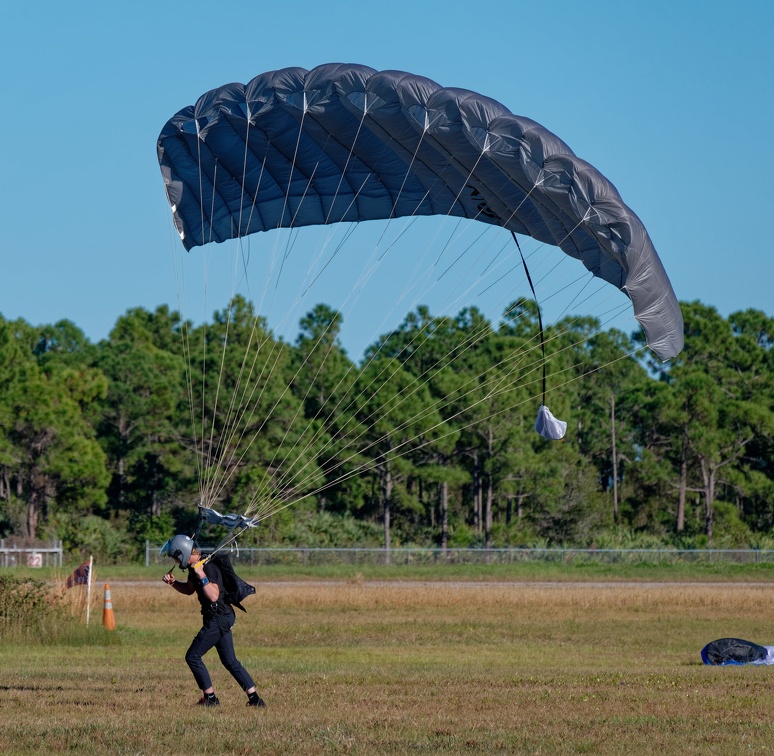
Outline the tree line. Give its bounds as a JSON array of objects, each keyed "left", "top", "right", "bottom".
[{"left": 0, "top": 296, "right": 772, "bottom": 561}]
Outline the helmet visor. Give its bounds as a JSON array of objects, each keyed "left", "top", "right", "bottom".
[{"left": 160, "top": 539, "right": 181, "bottom": 563}]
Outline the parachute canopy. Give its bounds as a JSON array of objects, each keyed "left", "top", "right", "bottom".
[
  {"left": 701, "top": 637, "right": 774, "bottom": 666},
  {"left": 157, "top": 63, "right": 683, "bottom": 361}
]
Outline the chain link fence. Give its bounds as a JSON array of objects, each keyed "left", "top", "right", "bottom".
[
  {"left": 145, "top": 543, "right": 774, "bottom": 568},
  {"left": 0, "top": 541, "right": 64, "bottom": 568}
]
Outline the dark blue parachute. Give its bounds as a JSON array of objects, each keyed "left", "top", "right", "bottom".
[
  {"left": 701, "top": 637, "right": 773, "bottom": 666},
  {"left": 157, "top": 63, "right": 683, "bottom": 361}
]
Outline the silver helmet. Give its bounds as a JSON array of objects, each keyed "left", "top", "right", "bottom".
[{"left": 160, "top": 534, "right": 195, "bottom": 571}]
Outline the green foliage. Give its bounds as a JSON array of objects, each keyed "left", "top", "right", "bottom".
[
  {"left": 129, "top": 512, "right": 176, "bottom": 556},
  {"left": 705, "top": 501, "right": 754, "bottom": 547},
  {"left": 48, "top": 513, "right": 133, "bottom": 563},
  {"left": 0, "top": 575, "right": 66, "bottom": 643},
  {"left": 281, "top": 510, "right": 383, "bottom": 547},
  {"left": 1, "top": 300, "right": 773, "bottom": 551}
]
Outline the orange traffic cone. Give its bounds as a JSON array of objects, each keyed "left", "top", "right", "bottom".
[{"left": 102, "top": 583, "right": 116, "bottom": 631}]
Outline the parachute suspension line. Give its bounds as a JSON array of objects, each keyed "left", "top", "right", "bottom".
[
  {"left": 277, "top": 111, "right": 307, "bottom": 230},
  {"left": 194, "top": 127, "right": 277, "bottom": 505},
  {"left": 244, "top": 211, "right": 567, "bottom": 513},
  {"left": 199, "top": 161, "right": 264, "bottom": 507},
  {"left": 361, "top": 156, "right": 512, "bottom": 339},
  {"left": 201, "top": 295, "right": 237, "bottom": 507},
  {"left": 211, "top": 156, "right": 280, "bottom": 480},
  {"left": 252, "top": 334, "right": 643, "bottom": 522},
  {"left": 257, "top": 298, "right": 635, "bottom": 521},
  {"left": 195, "top": 122, "right": 206, "bottom": 255},
  {"left": 192, "top": 129, "right": 212, "bottom": 485},
  {"left": 194, "top": 151, "right": 245, "bottom": 502},
  {"left": 202, "top": 138, "right": 403, "bottom": 507},
  {"left": 239, "top": 280, "right": 632, "bottom": 522},
  {"left": 281, "top": 166, "right": 319, "bottom": 268},
  {"left": 204, "top": 120, "right": 422, "bottom": 506},
  {"left": 449, "top": 172, "right": 548, "bottom": 295},
  {"left": 200, "top": 113, "right": 326, "bottom": 503},
  {"left": 232, "top": 121, "right": 460, "bottom": 502},
  {"left": 226, "top": 202, "right": 612, "bottom": 512},
  {"left": 372, "top": 125, "right": 432, "bottom": 250},
  {"left": 214, "top": 222, "right": 412, "bottom": 507},
  {"left": 199, "top": 229, "right": 375, "bottom": 504},
  {"left": 203, "top": 280, "right": 278, "bottom": 504},
  {"left": 301, "top": 131, "right": 429, "bottom": 297},
  {"left": 250, "top": 313, "right": 643, "bottom": 521},
  {"left": 314, "top": 127, "right": 476, "bottom": 326},
  {"left": 436, "top": 223, "right": 499, "bottom": 281},
  {"left": 511, "top": 207, "right": 609, "bottom": 323},
  {"left": 300, "top": 222, "right": 360, "bottom": 297},
  {"left": 242, "top": 233, "right": 520, "bottom": 512},
  {"left": 512, "top": 232, "right": 547, "bottom": 404},
  {"left": 376, "top": 216, "right": 422, "bottom": 262},
  {"left": 200, "top": 145, "right": 612, "bottom": 516},
  {"left": 444, "top": 149, "right": 489, "bottom": 220},
  {"left": 208, "top": 161, "right": 218, "bottom": 245},
  {"left": 241, "top": 151, "right": 270, "bottom": 251},
  {"left": 171, "top": 245, "right": 206, "bottom": 495},
  {"left": 537, "top": 270, "right": 596, "bottom": 314},
  {"left": 239, "top": 264, "right": 462, "bottom": 511},
  {"left": 256, "top": 256, "right": 577, "bottom": 515},
  {"left": 213, "top": 112, "right": 319, "bottom": 452}
]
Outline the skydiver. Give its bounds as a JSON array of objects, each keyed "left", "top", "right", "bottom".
[{"left": 161, "top": 534, "right": 266, "bottom": 707}]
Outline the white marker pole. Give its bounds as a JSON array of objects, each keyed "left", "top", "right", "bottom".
[{"left": 85, "top": 555, "right": 93, "bottom": 626}]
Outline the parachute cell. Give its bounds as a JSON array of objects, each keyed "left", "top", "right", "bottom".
[{"left": 157, "top": 63, "right": 683, "bottom": 361}]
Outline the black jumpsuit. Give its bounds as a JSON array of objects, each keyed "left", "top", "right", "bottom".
[{"left": 184, "top": 560, "right": 255, "bottom": 693}]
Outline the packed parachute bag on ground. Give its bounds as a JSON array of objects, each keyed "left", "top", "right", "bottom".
[
  {"left": 701, "top": 637, "right": 774, "bottom": 666},
  {"left": 204, "top": 552, "right": 256, "bottom": 612}
]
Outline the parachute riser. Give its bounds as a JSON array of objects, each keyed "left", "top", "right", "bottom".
[{"left": 192, "top": 525, "right": 250, "bottom": 570}]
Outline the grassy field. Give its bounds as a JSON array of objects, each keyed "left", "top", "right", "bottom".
[
  {"left": 18, "top": 558, "right": 774, "bottom": 584},
  {"left": 3, "top": 568, "right": 774, "bottom": 753}
]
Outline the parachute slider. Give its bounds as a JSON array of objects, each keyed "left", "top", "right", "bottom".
[
  {"left": 197, "top": 505, "right": 260, "bottom": 530},
  {"left": 534, "top": 405, "right": 567, "bottom": 440}
]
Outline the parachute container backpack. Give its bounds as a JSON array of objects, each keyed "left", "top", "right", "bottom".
[
  {"left": 204, "top": 552, "right": 256, "bottom": 612},
  {"left": 156, "top": 64, "right": 684, "bottom": 524}
]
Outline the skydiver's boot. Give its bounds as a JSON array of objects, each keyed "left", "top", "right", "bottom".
[
  {"left": 247, "top": 691, "right": 266, "bottom": 707},
  {"left": 196, "top": 692, "right": 220, "bottom": 706}
]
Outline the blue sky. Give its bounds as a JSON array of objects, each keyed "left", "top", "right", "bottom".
[{"left": 2, "top": 0, "right": 772, "bottom": 359}]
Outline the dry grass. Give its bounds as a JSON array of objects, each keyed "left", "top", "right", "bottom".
[{"left": 2, "top": 579, "right": 774, "bottom": 753}]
